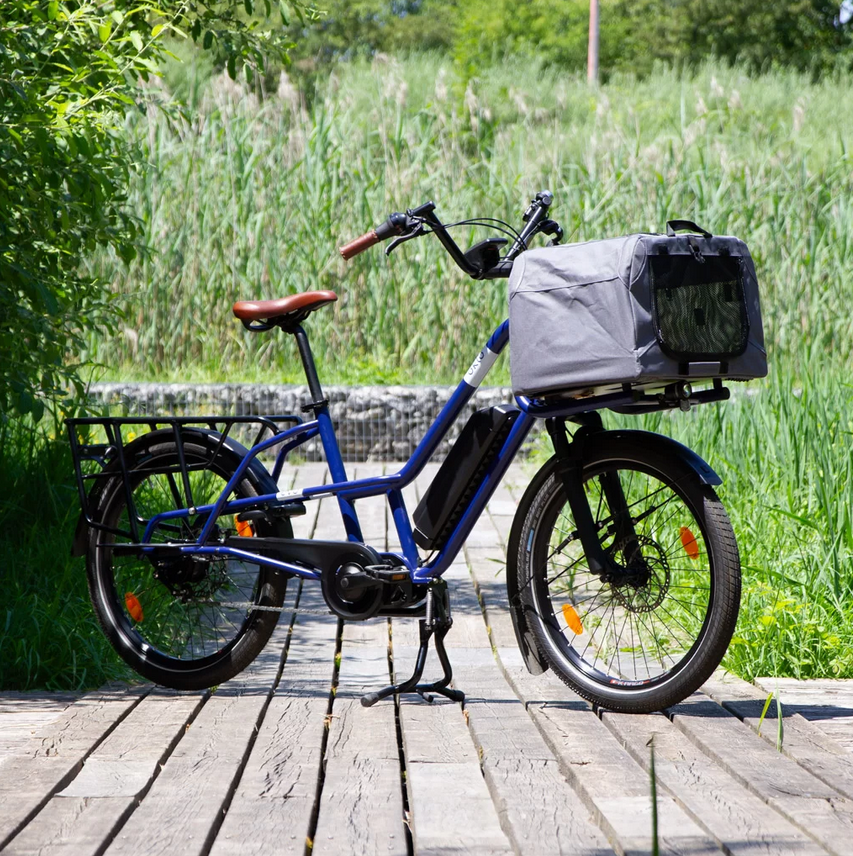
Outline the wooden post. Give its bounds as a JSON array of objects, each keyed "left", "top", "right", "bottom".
[{"left": 588, "top": 0, "right": 599, "bottom": 85}]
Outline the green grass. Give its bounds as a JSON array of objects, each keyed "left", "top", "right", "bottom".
[{"left": 0, "top": 419, "right": 130, "bottom": 690}]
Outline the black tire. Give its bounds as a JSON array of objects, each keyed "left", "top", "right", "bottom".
[
  {"left": 515, "top": 433, "right": 740, "bottom": 713},
  {"left": 86, "top": 430, "right": 290, "bottom": 690}
]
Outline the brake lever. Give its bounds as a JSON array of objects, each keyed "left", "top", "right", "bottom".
[{"left": 385, "top": 222, "right": 426, "bottom": 255}]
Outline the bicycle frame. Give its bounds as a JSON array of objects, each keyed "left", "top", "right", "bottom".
[
  {"left": 109, "top": 316, "right": 639, "bottom": 586},
  {"left": 73, "top": 323, "right": 729, "bottom": 587}
]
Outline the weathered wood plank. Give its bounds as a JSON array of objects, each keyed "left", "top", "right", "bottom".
[
  {"left": 603, "top": 710, "right": 831, "bottom": 856},
  {"left": 350, "top": 463, "right": 387, "bottom": 546},
  {"left": 754, "top": 678, "right": 853, "bottom": 753},
  {"left": 288, "top": 462, "right": 327, "bottom": 540},
  {"left": 519, "top": 695, "right": 721, "bottom": 856},
  {"left": 206, "top": 582, "right": 338, "bottom": 856},
  {"left": 1, "top": 796, "right": 135, "bottom": 856},
  {"left": 448, "top": 616, "right": 616, "bottom": 856},
  {"left": 313, "top": 620, "right": 406, "bottom": 856},
  {"left": 393, "top": 619, "right": 514, "bottom": 855},
  {"left": 702, "top": 671, "right": 853, "bottom": 803},
  {"left": 3, "top": 690, "right": 206, "bottom": 856},
  {"left": 0, "top": 686, "right": 147, "bottom": 850},
  {"left": 0, "top": 693, "right": 80, "bottom": 761},
  {"left": 465, "top": 543, "right": 518, "bottom": 651},
  {"left": 60, "top": 689, "right": 206, "bottom": 798}
]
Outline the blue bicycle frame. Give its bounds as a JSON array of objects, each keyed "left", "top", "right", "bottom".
[{"left": 133, "top": 318, "right": 645, "bottom": 586}]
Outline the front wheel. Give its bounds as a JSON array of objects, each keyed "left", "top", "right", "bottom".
[{"left": 515, "top": 433, "right": 740, "bottom": 713}]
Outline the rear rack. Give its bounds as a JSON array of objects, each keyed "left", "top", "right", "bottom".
[{"left": 66, "top": 414, "right": 302, "bottom": 543}]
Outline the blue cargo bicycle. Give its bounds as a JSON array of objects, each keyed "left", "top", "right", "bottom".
[{"left": 69, "top": 190, "right": 750, "bottom": 713}]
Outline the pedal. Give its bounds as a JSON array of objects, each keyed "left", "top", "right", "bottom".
[{"left": 364, "top": 564, "right": 410, "bottom": 584}]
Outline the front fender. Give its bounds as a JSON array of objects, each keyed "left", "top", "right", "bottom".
[{"left": 596, "top": 429, "right": 722, "bottom": 486}]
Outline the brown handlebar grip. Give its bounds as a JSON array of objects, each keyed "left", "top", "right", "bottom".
[{"left": 339, "top": 230, "right": 380, "bottom": 260}]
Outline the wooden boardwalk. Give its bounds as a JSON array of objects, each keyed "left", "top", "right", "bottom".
[{"left": 3, "top": 462, "right": 853, "bottom": 856}]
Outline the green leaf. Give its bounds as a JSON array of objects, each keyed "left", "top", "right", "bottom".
[
  {"left": 98, "top": 21, "right": 112, "bottom": 43},
  {"left": 47, "top": 1, "right": 59, "bottom": 21},
  {"left": 31, "top": 398, "right": 45, "bottom": 423},
  {"left": 111, "top": 10, "right": 124, "bottom": 25},
  {"left": 129, "top": 30, "right": 143, "bottom": 52},
  {"left": 203, "top": 30, "right": 214, "bottom": 50},
  {"left": 279, "top": 0, "right": 290, "bottom": 25},
  {"left": 244, "top": 0, "right": 254, "bottom": 14},
  {"left": 151, "top": 24, "right": 164, "bottom": 38},
  {"left": 227, "top": 54, "right": 237, "bottom": 80},
  {"left": 756, "top": 691, "right": 774, "bottom": 736}
]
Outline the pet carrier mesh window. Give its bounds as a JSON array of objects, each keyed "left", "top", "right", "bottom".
[{"left": 650, "top": 252, "right": 750, "bottom": 361}]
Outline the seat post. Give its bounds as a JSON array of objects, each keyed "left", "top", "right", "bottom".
[
  {"left": 289, "top": 324, "right": 363, "bottom": 543},
  {"left": 291, "top": 324, "right": 325, "bottom": 407}
]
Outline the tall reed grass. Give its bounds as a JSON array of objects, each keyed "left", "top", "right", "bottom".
[{"left": 86, "top": 56, "right": 853, "bottom": 384}]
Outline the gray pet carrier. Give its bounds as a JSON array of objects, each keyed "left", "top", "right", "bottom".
[{"left": 508, "top": 221, "right": 767, "bottom": 399}]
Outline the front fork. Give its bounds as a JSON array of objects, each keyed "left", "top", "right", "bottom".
[{"left": 545, "top": 415, "right": 641, "bottom": 580}]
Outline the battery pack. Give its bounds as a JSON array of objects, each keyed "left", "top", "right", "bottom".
[{"left": 413, "top": 405, "right": 520, "bottom": 551}]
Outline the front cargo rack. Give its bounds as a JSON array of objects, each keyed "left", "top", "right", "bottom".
[{"left": 66, "top": 414, "right": 303, "bottom": 543}]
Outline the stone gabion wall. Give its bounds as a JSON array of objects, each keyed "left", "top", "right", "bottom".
[{"left": 87, "top": 383, "right": 542, "bottom": 462}]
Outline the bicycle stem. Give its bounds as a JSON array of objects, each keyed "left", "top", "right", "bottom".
[
  {"left": 418, "top": 205, "right": 481, "bottom": 277},
  {"left": 506, "top": 190, "right": 553, "bottom": 259}
]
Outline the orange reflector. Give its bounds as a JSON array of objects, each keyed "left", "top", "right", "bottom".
[
  {"left": 234, "top": 517, "right": 255, "bottom": 538},
  {"left": 562, "top": 603, "right": 584, "bottom": 635},
  {"left": 125, "top": 592, "right": 144, "bottom": 623},
  {"left": 680, "top": 526, "right": 700, "bottom": 560}
]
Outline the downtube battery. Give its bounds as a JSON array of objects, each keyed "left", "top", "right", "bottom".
[{"left": 413, "top": 405, "right": 520, "bottom": 551}]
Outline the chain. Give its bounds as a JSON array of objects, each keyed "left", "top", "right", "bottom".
[{"left": 216, "top": 602, "right": 334, "bottom": 616}]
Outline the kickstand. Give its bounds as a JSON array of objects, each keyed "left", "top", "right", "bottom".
[{"left": 361, "top": 578, "right": 465, "bottom": 708}]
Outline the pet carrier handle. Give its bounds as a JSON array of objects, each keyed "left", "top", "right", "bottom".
[{"left": 666, "top": 220, "right": 712, "bottom": 239}]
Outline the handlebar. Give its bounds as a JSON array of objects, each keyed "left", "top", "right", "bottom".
[
  {"left": 339, "top": 212, "right": 410, "bottom": 260},
  {"left": 337, "top": 190, "right": 558, "bottom": 279},
  {"left": 338, "top": 230, "right": 380, "bottom": 260}
]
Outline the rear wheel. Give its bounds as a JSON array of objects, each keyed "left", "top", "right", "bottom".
[
  {"left": 515, "top": 434, "right": 740, "bottom": 713},
  {"left": 86, "top": 432, "right": 290, "bottom": 690}
]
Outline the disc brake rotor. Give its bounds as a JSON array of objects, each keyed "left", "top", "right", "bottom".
[{"left": 609, "top": 533, "right": 671, "bottom": 613}]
